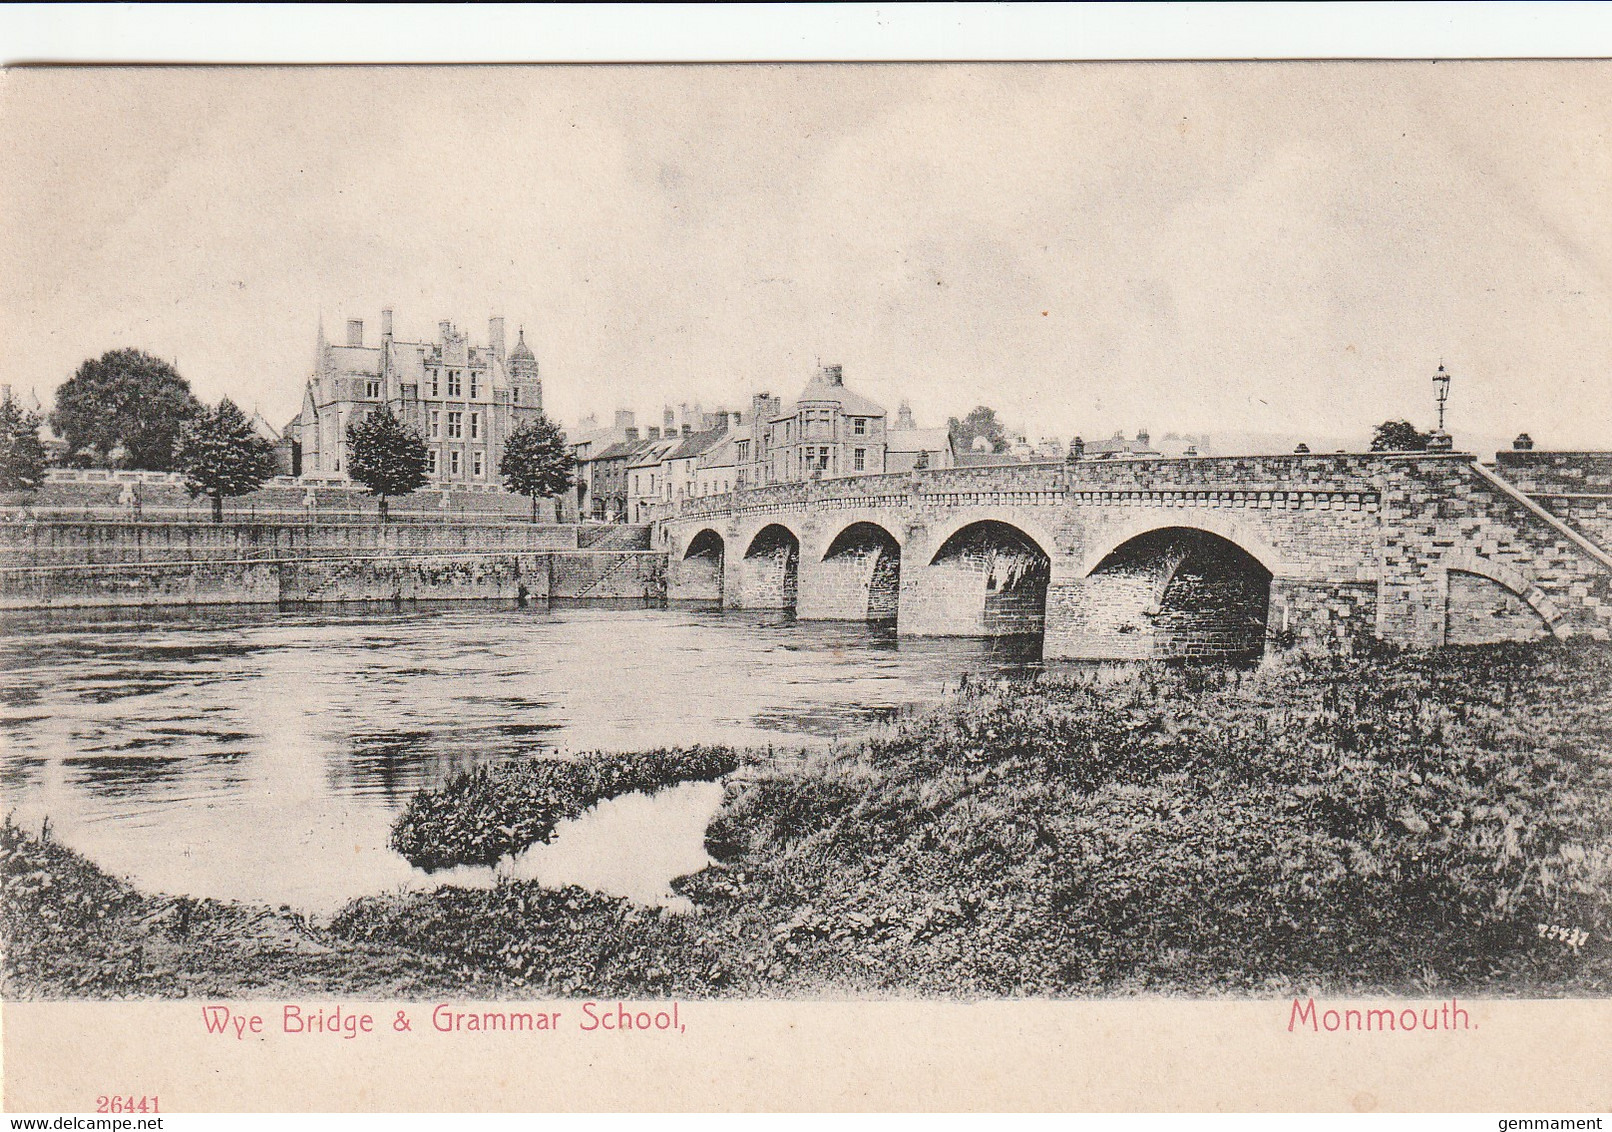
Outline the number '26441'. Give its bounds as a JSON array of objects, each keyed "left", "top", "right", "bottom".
[{"left": 96, "top": 1096, "right": 159, "bottom": 1113}]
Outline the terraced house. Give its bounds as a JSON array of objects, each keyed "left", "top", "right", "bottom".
[{"left": 290, "top": 311, "right": 546, "bottom": 487}]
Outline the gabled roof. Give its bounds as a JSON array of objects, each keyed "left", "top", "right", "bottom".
[
  {"left": 626, "top": 437, "right": 683, "bottom": 468},
  {"left": 775, "top": 370, "right": 886, "bottom": 420},
  {"left": 667, "top": 428, "right": 726, "bottom": 461},
  {"left": 590, "top": 438, "right": 653, "bottom": 462},
  {"left": 887, "top": 427, "right": 951, "bottom": 454}
]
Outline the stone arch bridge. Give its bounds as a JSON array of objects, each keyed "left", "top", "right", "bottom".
[{"left": 659, "top": 452, "right": 1612, "bottom": 660}]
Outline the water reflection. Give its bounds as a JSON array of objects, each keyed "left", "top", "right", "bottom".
[{"left": 0, "top": 603, "right": 1043, "bottom": 912}]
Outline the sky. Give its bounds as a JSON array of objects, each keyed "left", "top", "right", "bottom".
[{"left": 2, "top": 62, "right": 1609, "bottom": 449}]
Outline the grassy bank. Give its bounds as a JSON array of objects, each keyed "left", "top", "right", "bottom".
[
  {"left": 392, "top": 746, "right": 740, "bottom": 870},
  {"left": 6, "top": 642, "right": 1611, "bottom": 999}
]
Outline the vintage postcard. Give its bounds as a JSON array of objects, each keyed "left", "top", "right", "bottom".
[{"left": 1, "top": 59, "right": 1610, "bottom": 1113}]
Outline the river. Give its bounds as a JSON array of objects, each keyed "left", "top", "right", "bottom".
[{"left": 0, "top": 602, "right": 1043, "bottom": 913}]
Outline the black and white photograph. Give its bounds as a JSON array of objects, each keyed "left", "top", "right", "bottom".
[{"left": 2, "top": 42, "right": 1610, "bottom": 1113}]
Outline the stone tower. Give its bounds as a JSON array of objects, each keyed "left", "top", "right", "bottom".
[{"left": 507, "top": 327, "right": 543, "bottom": 414}]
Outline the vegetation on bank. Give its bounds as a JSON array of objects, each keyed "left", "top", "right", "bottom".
[
  {"left": 391, "top": 746, "right": 741, "bottom": 870},
  {"left": 5, "top": 641, "right": 1610, "bottom": 999}
]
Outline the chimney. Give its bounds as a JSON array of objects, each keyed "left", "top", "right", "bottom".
[
  {"left": 822, "top": 363, "right": 843, "bottom": 386},
  {"left": 896, "top": 400, "right": 915, "bottom": 430},
  {"left": 663, "top": 406, "right": 675, "bottom": 431},
  {"left": 625, "top": 427, "right": 639, "bottom": 441},
  {"left": 1136, "top": 428, "right": 1150, "bottom": 448},
  {"left": 345, "top": 319, "right": 364, "bottom": 346},
  {"left": 614, "top": 409, "right": 635, "bottom": 430},
  {"left": 648, "top": 426, "right": 661, "bottom": 440},
  {"left": 1513, "top": 432, "right": 1535, "bottom": 450},
  {"left": 381, "top": 309, "right": 393, "bottom": 340},
  {"left": 681, "top": 423, "right": 692, "bottom": 437},
  {"left": 488, "top": 317, "right": 506, "bottom": 361},
  {"left": 731, "top": 410, "right": 743, "bottom": 430},
  {"left": 752, "top": 392, "right": 777, "bottom": 425},
  {"left": 1067, "top": 436, "right": 1085, "bottom": 463},
  {"left": 439, "top": 320, "right": 452, "bottom": 341}
]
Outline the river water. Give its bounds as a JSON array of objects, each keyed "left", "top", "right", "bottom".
[{"left": 0, "top": 603, "right": 1042, "bottom": 913}]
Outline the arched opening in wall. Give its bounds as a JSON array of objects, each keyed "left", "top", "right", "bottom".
[
  {"left": 743, "top": 523, "right": 800, "bottom": 613},
  {"left": 823, "top": 521, "right": 902, "bottom": 623},
  {"left": 1445, "top": 569, "right": 1551, "bottom": 645},
  {"left": 929, "top": 520, "right": 1051, "bottom": 637},
  {"left": 1091, "top": 527, "right": 1272, "bottom": 661},
  {"left": 680, "top": 527, "right": 725, "bottom": 603}
]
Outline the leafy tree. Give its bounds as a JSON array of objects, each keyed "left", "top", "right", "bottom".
[
  {"left": 499, "top": 413, "right": 574, "bottom": 522},
  {"left": 1370, "top": 420, "right": 1432, "bottom": 452},
  {"left": 172, "top": 398, "right": 278, "bottom": 521},
  {"left": 947, "top": 405, "right": 1008, "bottom": 454},
  {"left": 51, "top": 349, "right": 202, "bottom": 470},
  {"left": 345, "top": 406, "right": 428, "bottom": 523},
  {"left": 0, "top": 396, "right": 48, "bottom": 492}
]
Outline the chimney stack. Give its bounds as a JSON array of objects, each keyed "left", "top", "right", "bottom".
[
  {"left": 1513, "top": 433, "right": 1535, "bottom": 451},
  {"left": 648, "top": 426, "right": 661, "bottom": 440},
  {"left": 614, "top": 409, "right": 635, "bottom": 430},
  {"left": 822, "top": 363, "right": 844, "bottom": 386},
  {"left": 439, "top": 320, "right": 452, "bottom": 342},
  {"left": 345, "top": 319, "right": 364, "bottom": 347},
  {"left": 663, "top": 406, "right": 676, "bottom": 431},
  {"left": 488, "top": 317, "right": 506, "bottom": 361},
  {"left": 681, "top": 423, "right": 692, "bottom": 437},
  {"left": 381, "top": 309, "right": 393, "bottom": 340},
  {"left": 625, "top": 426, "right": 639, "bottom": 441}
]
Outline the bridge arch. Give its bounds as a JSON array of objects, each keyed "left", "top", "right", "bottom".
[
  {"left": 798, "top": 520, "right": 903, "bottom": 623},
  {"left": 1078, "top": 512, "right": 1288, "bottom": 579},
  {"left": 740, "top": 522, "right": 801, "bottom": 613},
  {"left": 919, "top": 518, "right": 1052, "bottom": 637},
  {"left": 670, "top": 527, "right": 726, "bottom": 603},
  {"left": 1441, "top": 550, "right": 1568, "bottom": 642},
  {"left": 924, "top": 511, "right": 1061, "bottom": 568},
  {"left": 1081, "top": 525, "right": 1275, "bottom": 661}
]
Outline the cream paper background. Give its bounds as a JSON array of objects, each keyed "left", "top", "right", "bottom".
[{"left": 2, "top": 57, "right": 1610, "bottom": 1112}]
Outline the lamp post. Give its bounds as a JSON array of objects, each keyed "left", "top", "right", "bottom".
[{"left": 1429, "top": 364, "right": 1453, "bottom": 450}]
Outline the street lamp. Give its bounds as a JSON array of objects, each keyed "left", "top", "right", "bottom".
[{"left": 1429, "top": 364, "right": 1453, "bottom": 450}]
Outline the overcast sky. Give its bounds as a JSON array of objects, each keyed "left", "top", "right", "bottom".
[{"left": 2, "top": 63, "right": 1608, "bottom": 448}]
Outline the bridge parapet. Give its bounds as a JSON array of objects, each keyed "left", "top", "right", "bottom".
[{"left": 673, "top": 453, "right": 1402, "bottom": 523}]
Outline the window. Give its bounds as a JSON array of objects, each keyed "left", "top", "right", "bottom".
[
  {"left": 469, "top": 412, "right": 480, "bottom": 440},
  {"left": 430, "top": 411, "right": 440, "bottom": 438},
  {"left": 450, "top": 450, "right": 461, "bottom": 475},
  {"left": 473, "top": 451, "right": 484, "bottom": 477},
  {"left": 853, "top": 417, "right": 866, "bottom": 436},
  {"left": 854, "top": 447, "right": 866, "bottom": 471},
  {"left": 427, "top": 449, "right": 438, "bottom": 474},
  {"left": 365, "top": 379, "right": 381, "bottom": 399},
  {"left": 448, "top": 412, "right": 462, "bottom": 439},
  {"left": 469, "top": 373, "right": 480, "bottom": 399},
  {"left": 447, "top": 370, "right": 462, "bottom": 397},
  {"left": 737, "top": 440, "right": 750, "bottom": 462},
  {"left": 429, "top": 370, "right": 439, "bottom": 397},
  {"left": 512, "top": 387, "right": 519, "bottom": 405}
]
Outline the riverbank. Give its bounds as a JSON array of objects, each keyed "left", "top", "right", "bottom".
[{"left": 5, "top": 641, "right": 1610, "bottom": 999}]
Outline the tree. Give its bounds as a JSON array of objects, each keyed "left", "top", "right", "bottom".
[
  {"left": 1370, "top": 420, "right": 1433, "bottom": 452},
  {"left": 0, "top": 396, "right": 47, "bottom": 492},
  {"left": 51, "top": 349, "right": 202, "bottom": 470},
  {"left": 172, "top": 398, "right": 278, "bottom": 521},
  {"left": 499, "top": 413, "right": 574, "bottom": 522},
  {"left": 947, "top": 405, "right": 1008, "bottom": 454},
  {"left": 345, "top": 406, "right": 428, "bottom": 523}
]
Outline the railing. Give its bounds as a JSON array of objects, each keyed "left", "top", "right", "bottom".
[{"left": 667, "top": 451, "right": 1411, "bottom": 520}]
